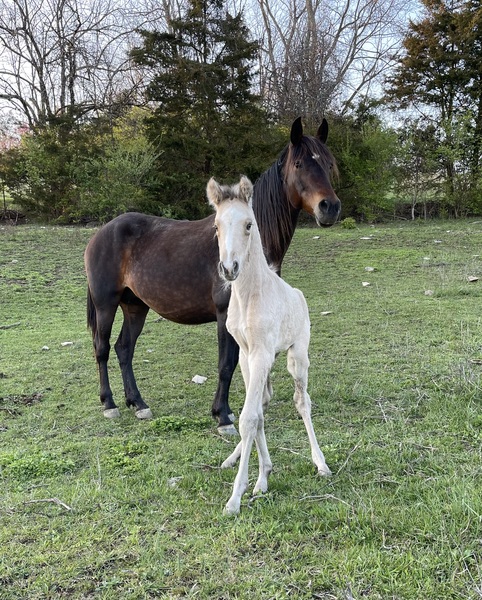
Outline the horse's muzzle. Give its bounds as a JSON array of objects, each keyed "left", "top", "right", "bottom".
[
  {"left": 219, "top": 261, "right": 239, "bottom": 282},
  {"left": 316, "top": 198, "right": 341, "bottom": 226}
]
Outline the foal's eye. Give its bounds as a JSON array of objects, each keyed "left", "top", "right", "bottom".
[{"left": 246, "top": 222, "right": 252, "bottom": 232}]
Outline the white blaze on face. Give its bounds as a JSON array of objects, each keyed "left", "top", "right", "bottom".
[{"left": 216, "top": 201, "right": 251, "bottom": 279}]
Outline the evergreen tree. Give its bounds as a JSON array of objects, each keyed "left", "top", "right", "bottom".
[{"left": 131, "top": 0, "right": 280, "bottom": 218}]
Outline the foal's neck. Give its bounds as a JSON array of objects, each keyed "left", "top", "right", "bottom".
[{"left": 234, "top": 223, "right": 272, "bottom": 293}]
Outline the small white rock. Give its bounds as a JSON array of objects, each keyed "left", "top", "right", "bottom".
[
  {"left": 362, "top": 282, "right": 371, "bottom": 287},
  {"left": 61, "top": 341, "right": 74, "bottom": 346},
  {"left": 364, "top": 266, "right": 375, "bottom": 272},
  {"left": 167, "top": 476, "right": 183, "bottom": 488},
  {"left": 424, "top": 290, "right": 434, "bottom": 296},
  {"left": 192, "top": 375, "right": 207, "bottom": 384},
  {"left": 41, "top": 346, "right": 50, "bottom": 351}
]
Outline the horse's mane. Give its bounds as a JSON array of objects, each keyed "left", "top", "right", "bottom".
[
  {"left": 252, "top": 134, "right": 338, "bottom": 265},
  {"left": 252, "top": 150, "right": 291, "bottom": 265}
]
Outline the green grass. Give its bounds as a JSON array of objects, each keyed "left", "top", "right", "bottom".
[{"left": 1, "top": 219, "right": 482, "bottom": 599}]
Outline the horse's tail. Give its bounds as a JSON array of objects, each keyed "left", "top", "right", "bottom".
[{"left": 87, "top": 285, "right": 97, "bottom": 339}]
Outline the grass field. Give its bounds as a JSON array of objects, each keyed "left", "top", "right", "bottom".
[{"left": 1, "top": 219, "right": 482, "bottom": 599}]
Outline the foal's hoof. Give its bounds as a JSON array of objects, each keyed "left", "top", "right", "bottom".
[
  {"left": 135, "top": 408, "right": 153, "bottom": 420},
  {"left": 318, "top": 465, "right": 332, "bottom": 476},
  {"left": 223, "top": 503, "right": 240, "bottom": 517},
  {"left": 103, "top": 408, "right": 121, "bottom": 419},
  {"left": 217, "top": 423, "right": 238, "bottom": 436}
]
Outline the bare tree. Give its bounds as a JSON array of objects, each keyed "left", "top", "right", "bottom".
[
  {"left": 0, "top": 0, "right": 172, "bottom": 130},
  {"left": 251, "top": 0, "right": 413, "bottom": 124}
]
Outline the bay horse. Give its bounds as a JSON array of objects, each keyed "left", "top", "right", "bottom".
[
  {"left": 207, "top": 176, "right": 331, "bottom": 514},
  {"left": 84, "top": 117, "right": 341, "bottom": 432}
]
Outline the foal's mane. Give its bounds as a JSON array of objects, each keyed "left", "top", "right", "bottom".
[{"left": 252, "top": 134, "right": 338, "bottom": 264}]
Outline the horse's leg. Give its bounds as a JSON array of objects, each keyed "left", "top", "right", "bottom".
[
  {"left": 92, "top": 303, "right": 120, "bottom": 418},
  {"left": 213, "top": 310, "right": 240, "bottom": 435},
  {"left": 115, "top": 300, "right": 152, "bottom": 419},
  {"left": 287, "top": 345, "right": 332, "bottom": 476}
]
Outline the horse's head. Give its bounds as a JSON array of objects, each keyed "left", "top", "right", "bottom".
[
  {"left": 207, "top": 176, "right": 254, "bottom": 282},
  {"left": 283, "top": 117, "right": 341, "bottom": 226}
]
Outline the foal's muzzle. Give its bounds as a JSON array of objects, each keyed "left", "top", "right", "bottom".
[
  {"left": 316, "top": 198, "right": 341, "bottom": 226},
  {"left": 219, "top": 261, "right": 239, "bottom": 282}
]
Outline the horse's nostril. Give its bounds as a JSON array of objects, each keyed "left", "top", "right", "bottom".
[
  {"left": 319, "top": 198, "right": 341, "bottom": 216},
  {"left": 233, "top": 261, "right": 239, "bottom": 274}
]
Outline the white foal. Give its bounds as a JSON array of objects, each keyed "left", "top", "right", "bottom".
[{"left": 207, "top": 175, "right": 331, "bottom": 516}]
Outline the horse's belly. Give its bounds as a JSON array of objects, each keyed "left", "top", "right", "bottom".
[{"left": 127, "top": 278, "right": 217, "bottom": 325}]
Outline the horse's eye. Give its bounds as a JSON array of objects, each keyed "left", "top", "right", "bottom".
[
  {"left": 213, "top": 223, "right": 218, "bottom": 232},
  {"left": 246, "top": 222, "right": 252, "bottom": 232},
  {"left": 294, "top": 160, "right": 302, "bottom": 169}
]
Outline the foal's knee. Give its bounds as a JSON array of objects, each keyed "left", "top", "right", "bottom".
[{"left": 239, "top": 411, "right": 260, "bottom": 438}]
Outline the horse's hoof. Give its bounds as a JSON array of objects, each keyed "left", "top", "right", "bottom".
[
  {"left": 218, "top": 423, "right": 238, "bottom": 436},
  {"left": 135, "top": 408, "right": 153, "bottom": 420},
  {"left": 103, "top": 407, "right": 121, "bottom": 419}
]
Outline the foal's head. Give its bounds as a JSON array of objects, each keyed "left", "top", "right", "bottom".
[{"left": 207, "top": 176, "right": 255, "bottom": 282}]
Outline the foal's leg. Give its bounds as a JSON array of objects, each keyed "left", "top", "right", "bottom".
[
  {"left": 224, "top": 354, "right": 273, "bottom": 515},
  {"left": 221, "top": 358, "right": 273, "bottom": 469},
  {"left": 252, "top": 418, "right": 272, "bottom": 496},
  {"left": 251, "top": 368, "right": 274, "bottom": 494},
  {"left": 213, "top": 310, "right": 239, "bottom": 435},
  {"left": 287, "top": 345, "right": 331, "bottom": 476},
  {"left": 224, "top": 399, "right": 259, "bottom": 515},
  {"left": 115, "top": 299, "right": 152, "bottom": 419}
]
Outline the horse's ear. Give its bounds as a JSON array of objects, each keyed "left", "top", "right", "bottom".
[
  {"left": 317, "top": 118, "right": 329, "bottom": 143},
  {"left": 239, "top": 175, "right": 253, "bottom": 205},
  {"left": 290, "top": 117, "right": 303, "bottom": 145},
  {"left": 207, "top": 177, "right": 223, "bottom": 208}
]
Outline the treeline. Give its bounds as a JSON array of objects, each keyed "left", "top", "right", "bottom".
[{"left": 0, "top": 0, "right": 481, "bottom": 223}]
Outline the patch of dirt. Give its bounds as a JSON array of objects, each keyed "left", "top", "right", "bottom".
[{"left": 0, "top": 393, "right": 43, "bottom": 416}]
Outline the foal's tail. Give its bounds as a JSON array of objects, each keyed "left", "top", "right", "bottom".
[{"left": 87, "top": 286, "right": 97, "bottom": 339}]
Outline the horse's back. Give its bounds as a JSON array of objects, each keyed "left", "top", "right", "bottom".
[{"left": 85, "top": 211, "right": 222, "bottom": 324}]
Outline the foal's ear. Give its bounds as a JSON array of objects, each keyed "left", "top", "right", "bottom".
[
  {"left": 317, "top": 118, "right": 329, "bottom": 143},
  {"left": 206, "top": 177, "right": 223, "bottom": 208},
  {"left": 239, "top": 175, "right": 253, "bottom": 205},
  {"left": 290, "top": 116, "right": 303, "bottom": 145}
]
